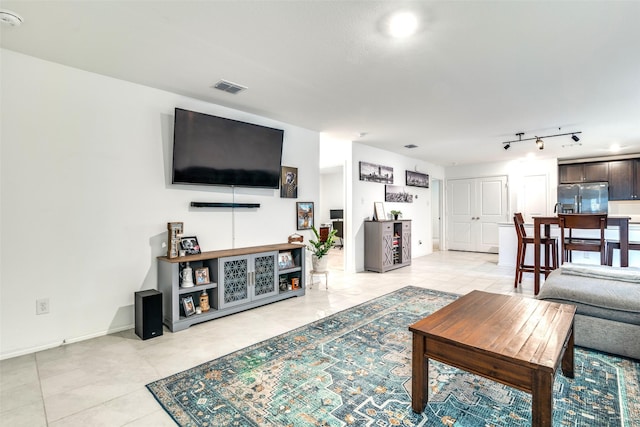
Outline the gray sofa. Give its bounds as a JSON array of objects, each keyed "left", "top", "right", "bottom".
[{"left": 536, "top": 264, "right": 640, "bottom": 360}]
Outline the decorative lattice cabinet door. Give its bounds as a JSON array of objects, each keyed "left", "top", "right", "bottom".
[{"left": 217, "top": 251, "right": 278, "bottom": 309}]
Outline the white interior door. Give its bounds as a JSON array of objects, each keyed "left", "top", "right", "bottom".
[
  {"left": 447, "top": 179, "right": 475, "bottom": 251},
  {"left": 476, "top": 176, "right": 508, "bottom": 253},
  {"left": 447, "top": 176, "right": 508, "bottom": 253}
]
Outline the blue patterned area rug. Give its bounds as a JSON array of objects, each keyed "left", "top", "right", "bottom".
[{"left": 147, "top": 286, "right": 640, "bottom": 426}]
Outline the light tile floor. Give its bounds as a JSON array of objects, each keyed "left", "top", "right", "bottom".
[{"left": 0, "top": 250, "right": 536, "bottom": 426}]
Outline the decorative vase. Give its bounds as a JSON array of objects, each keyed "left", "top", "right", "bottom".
[
  {"left": 180, "top": 262, "right": 194, "bottom": 288},
  {"left": 312, "top": 255, "right": 328, "bottom": 272},
  {"left": 199, "top": 290, "right": 210, "bottom": 312}
]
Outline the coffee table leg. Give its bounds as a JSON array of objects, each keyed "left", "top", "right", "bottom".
[
  {"left": 532, "top": 370, "right": 553, "bottom": 427},
  {"left": 411, "top": 333, "right": 428, "bottom": 412},
  {"left": 562, "top": 326, "right": 575, "bottom": 379}
]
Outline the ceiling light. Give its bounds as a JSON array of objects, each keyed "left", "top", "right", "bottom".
[
  {"left": 610, "top": 143, "right": 621, "bottom": 153},
  {"left": 389, "top": 12, "right": 418, "bottom": 38},
  {"left": 0, "top": 9, "right": 23, "bottom": 26},
  {"left": 501, "top": 130, "right": 581, "bottom": 151}
]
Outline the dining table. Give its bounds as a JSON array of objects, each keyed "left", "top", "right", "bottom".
[{"left": 532, "top": 215, "right": 631, "bottom": 295}]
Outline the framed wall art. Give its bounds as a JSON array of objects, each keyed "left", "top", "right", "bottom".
[
  {"left": 296, "top": 202, "right": 314, "bottom": 230},
  {"left": 280, "top": 166, "right": 298, "bottom": 198},
  {"left": 359, "top": 161, "right": 393, "bottom": 184},
  {"left": 385, "top": 185, "right": 414, "bottom": 203},
  {"left": 406, "top": 170, "right": 429, "bottom": 188}
]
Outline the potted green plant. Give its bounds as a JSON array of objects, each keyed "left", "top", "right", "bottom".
[
  {"left": 308, "top": 226, "right": 337, "bottom": 272},
  {"left": 390, "top": 210, "right": 402, "bottom": 220}
]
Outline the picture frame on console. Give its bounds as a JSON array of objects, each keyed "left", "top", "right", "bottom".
[
  {"left": 182, "top": 296, "right": 196, "bottom": 317},
  {"left": 374, "top": 202, "right": 386, "bottom": 221},
  {"left": 180, "top": 236, "right": 201, "bottom": 255},
  {"left": 278, "top": 251, "right": 294, "bottom": 269},
  {"left": 195, "top": 267, "right": 210, "bottom": 285},
  {"left": 296, "top": 202, "right": 314, "bottom": 230}
]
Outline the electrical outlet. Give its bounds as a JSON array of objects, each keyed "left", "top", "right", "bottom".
[{"left": 36, "top": 298, "right": 49, "bottom": 315}]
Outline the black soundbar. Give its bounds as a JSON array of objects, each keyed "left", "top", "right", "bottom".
[{"left": 190, "top": 202, "right": 261, "bottom": 208}]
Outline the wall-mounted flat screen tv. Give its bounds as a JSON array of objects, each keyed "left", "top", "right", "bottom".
[{"left": 172, "top": 108, "right": 284, "bottom": 188}]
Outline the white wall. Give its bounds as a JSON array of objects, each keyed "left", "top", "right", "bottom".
[
  {"left": 0, "top": 49, "right": 320, "bottom": 358},
  {"left": 351, "top": 143, "right": 445, "bottom": 271},
  {"left": 446, "top": 157, "right": 559, "bottom": 221}
]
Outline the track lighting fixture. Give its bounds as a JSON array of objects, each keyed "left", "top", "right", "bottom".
[{"left": 501, "top": 130, "right": 582, "bottom": 151}]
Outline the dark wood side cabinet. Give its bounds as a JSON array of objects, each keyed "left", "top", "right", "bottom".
[
  {"left": 559, "top": 162, "right": 608, "bottom": 183},
  {"left": 608, "top": 159, "right": 640, "bottom": 200}
]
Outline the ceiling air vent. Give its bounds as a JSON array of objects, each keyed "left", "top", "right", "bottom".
[
  {"left": 404, "top": 144, "right": 418, "bottom": 149},
  {"left": 213, "top": 80, "right": 247, "bottom": 94}
]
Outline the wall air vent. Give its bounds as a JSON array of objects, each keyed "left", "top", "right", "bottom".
[
  {"left": 213, "top": 80, "right": 247, "bottom": 94},
  {"left": 404, "top": 144, "right": 418, "bottom": 149}
]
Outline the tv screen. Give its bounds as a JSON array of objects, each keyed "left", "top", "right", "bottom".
[
  {"left": 330, "top": 209, "right": 344, "bottom": 219},
  {"left": 172, "top": 108, "right": 284, "bottom": 188}
]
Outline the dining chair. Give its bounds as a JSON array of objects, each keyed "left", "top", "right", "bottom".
[
  {"left": 558, "top": 213, "right": 607, "bottom": 264},
  {"left": 513, "top": 212, "right": 558, "bottom": 287},
  {"left": 606, "top": 240, "right": 640, "bottom": 266}
]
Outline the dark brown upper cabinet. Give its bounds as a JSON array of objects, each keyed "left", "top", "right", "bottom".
[
  {"left": 559, "top": 162, "right": 609, "bottom": 183},
  {"left": 608, "top": 159, "right": 640, "bottom": 200}
]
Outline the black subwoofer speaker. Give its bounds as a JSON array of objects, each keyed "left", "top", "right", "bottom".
[{"left": 135, "top": 289, "right": 163, "bottom": 340}]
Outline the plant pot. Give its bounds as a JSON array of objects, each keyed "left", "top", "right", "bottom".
[
  {"left": 393, "top": 215, "right": 399, "bottom": 220},
  {"left": 312, "top": 255, "right": 328, "bottom": 272}
]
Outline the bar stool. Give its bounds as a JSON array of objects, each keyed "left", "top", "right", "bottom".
[
  {"left": 606, "top": 240, "right": 640, "bottom": 266},
  {"left": 559, "top": 213, "right": 607, "bottom": 265},
  {"left": 513, "top": 213, "right": 558, "bottom": 287}
]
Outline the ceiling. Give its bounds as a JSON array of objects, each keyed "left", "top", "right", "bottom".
[{"left": 2, "top": 1, "right": 640, "bottom": 166}]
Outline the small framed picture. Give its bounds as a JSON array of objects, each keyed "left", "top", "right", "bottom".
[
  {"left": 280, "top": 166, "right": 298, "bottom": 198},
  {"left": 195, "top": 267, "right": 210, "bottom": 285},
  {"left": 278, "top": 251, "right": 294, "bottom": 269},
  {"left": 296, "top": 202, "right": 314, "bottom": 230},
  {"left": 180, "top": 236, "right": 201, "bottom": 255},
  {"left": 182, "top": 296, "right": 196, "bottom": 317},
  {"left": 374, "top": 202, "right": 386, "bottom": 221}
]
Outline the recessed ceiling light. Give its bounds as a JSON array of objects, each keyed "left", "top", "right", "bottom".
[
  {"left": 389, "top": 11, "right": 418, "bottom": 38},
  {"left": 610, "top": 143, "right": 621, "bottom": 153},
  {"left": 0, "top": 9, "right": 23, "bottom": 26}
]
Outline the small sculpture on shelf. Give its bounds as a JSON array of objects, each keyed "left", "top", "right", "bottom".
[
  {"left": 199, "top": 290, "right": 210, "bottom": 312},
  {"left": 167, "top": 222, "right": 184, "bottom": 259},
  {"left": 180, "top": 262, "right": 194, "bottom": 288}
]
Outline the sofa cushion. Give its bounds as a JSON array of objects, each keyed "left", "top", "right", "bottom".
[{"left": 538, "top": 269, "right": 640, "bottom": 326}]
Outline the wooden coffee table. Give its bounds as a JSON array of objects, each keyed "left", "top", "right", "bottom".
[{"left": 409, "top": 290, "right": 576, "bottom": 427}]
